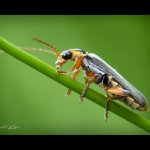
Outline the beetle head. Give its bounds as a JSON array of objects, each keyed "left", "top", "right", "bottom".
[{"left": 55, "top": 50, "right": 72, "bottom": 70}]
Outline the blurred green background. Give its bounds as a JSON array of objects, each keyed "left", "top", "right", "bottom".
[{"left": 0, "top": 15, "right": 150, "bottom": 134}]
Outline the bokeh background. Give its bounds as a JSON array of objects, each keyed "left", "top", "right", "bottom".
[{"left": 0, "top": 15, "right": 150, "bottom": 134}]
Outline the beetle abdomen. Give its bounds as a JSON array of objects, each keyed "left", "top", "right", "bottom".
[
  {"left": 122, "top": 96, "right": 148, "bottom": 111},
  {"left": 108, "top": 77, "right": 149, "bottom": 111},
  {"left": 96, "top": 74, "right": 149, "bottom": 111}
]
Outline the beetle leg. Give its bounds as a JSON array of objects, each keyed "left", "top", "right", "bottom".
[
  {"left": 65, "top": 69, "right": 80, "bottom": 97},
  {"left": 106, "top": 87, "right": 130, "bottom": 96},
  {"left": 104, "top": 92, "right": 111, "bottom": 121},
  {"left": 104, "top": 87, "right": 130, "bottom": 121},
  {"left": 104, "top": 93, "right": 123, "bottom": 121},
  {"left": 71, "top": 56, "right": 84, "bottom": 71},
  {"left": 79, "top": 80, "right": 89, "bottom": 103},
  {"left": 79, "top": 78, "right": 95, "bottom": 104},
  {"left": 65, "top": 56, "right": 83, "bottom": 97}
]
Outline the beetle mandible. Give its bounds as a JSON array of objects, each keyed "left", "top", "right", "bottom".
[{"left": 31, "top": 38, "right": 148, "bottom": 121}]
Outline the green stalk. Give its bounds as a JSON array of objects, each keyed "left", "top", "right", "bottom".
[{"left": 0, "top": 37, "right": 150, "bottom": 132}]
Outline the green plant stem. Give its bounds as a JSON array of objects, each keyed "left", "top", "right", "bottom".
[{"left": 0, "top": 37, "right": 150, "bottom": 132}]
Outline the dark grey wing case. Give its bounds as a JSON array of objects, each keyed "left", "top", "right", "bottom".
[{"left": 84, "top": 53, "right": 147, "bottom": 105}]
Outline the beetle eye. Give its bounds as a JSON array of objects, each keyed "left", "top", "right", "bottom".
[{"left": 61, "top": 50, "right": 72, "bottom": 60}]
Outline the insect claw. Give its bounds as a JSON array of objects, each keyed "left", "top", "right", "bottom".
[
  {"left": 65, "top": 94, "right": 69, "bottom": 97},
  {"left": 56, "top": 70, "right": 67, "bottom": 75},
  {"left": 65, "top": 89, "right": 71, "bottom": 97},
  {"left": 56, "top": 70, "right": 59, "bottom": 74},
  {"left": 78, "top": 100, "right": 82, "bottom": 105},
  {"left": 104, "top": 112, "right": 108, "bottom": 121},
  {"left": 78, "top": 96, "right": 84, "bottom": 105},
  {"left": 65, "top": 92, "right": 70, "bottom": 97}
]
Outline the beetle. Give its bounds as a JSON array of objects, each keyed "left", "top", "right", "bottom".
[{"left": 30, "top": 38, "right": 149, "bottom": 121}]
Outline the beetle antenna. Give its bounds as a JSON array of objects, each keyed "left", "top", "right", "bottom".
[
  {"left": 0, "top": 47, "right": 57, "bottom": 56},
  {"left": 20, "top": 47, "right": 56, "bottom": 55},
  {"left": 32, "top": 38, "right": 60, "bottom": 57}
]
